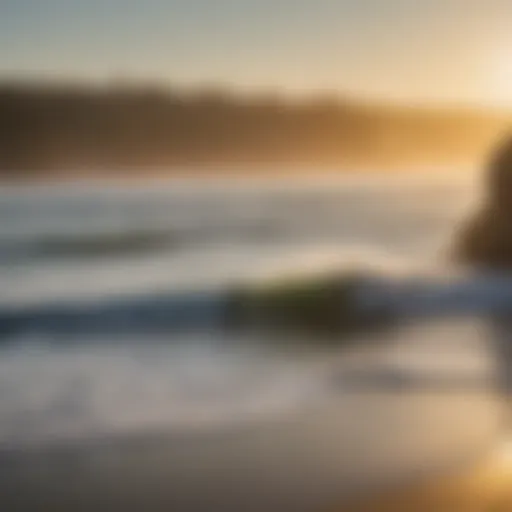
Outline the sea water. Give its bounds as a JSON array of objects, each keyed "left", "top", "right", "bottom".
[{"left": 0, "top": 171, "right": 502, "bottom": 511}]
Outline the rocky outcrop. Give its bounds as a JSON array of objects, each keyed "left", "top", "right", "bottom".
[{"left": 454, "top": 135, "right": 512, "bottom": 269}]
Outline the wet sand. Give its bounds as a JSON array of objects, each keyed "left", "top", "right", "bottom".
[{"left": 333, "top": 444, "right": 512, "bottom": 512}]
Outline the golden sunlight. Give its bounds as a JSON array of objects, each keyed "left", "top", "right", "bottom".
[
  {"left": 497, "top": 439, "right": 512, "bottom": 468},
  {"left": 488, "top": 50, "right": 512, "bottom": 107}
]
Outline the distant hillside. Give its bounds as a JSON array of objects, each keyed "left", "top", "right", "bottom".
[{"left": 0, "top": 83, "right": 509, "bottom": 178}]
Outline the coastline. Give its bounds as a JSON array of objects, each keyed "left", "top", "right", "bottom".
[{"left": 0, "top": 161, "right": 477, "bottom": 188}]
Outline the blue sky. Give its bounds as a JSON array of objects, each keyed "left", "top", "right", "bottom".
[{"left": 1, "top": 0, "right": 511, "bottom": 106}]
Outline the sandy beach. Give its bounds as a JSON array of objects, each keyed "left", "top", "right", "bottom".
[{"left": 333, "top": 442, "right": 512, "bottom": 512}]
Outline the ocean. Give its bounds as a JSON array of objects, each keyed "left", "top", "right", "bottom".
[{"left": 0, "top": 171, "right": 503, "bottom": 511}]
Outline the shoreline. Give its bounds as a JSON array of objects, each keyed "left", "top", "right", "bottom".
[
  {"left": 334, "top": 442, "right": 512, "bottom": 511},
  {"left": 0, "top": 163, "right": 476, "bottom": 188}
]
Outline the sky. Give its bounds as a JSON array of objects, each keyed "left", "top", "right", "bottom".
[{"left": 1, "top": 0, "right": 512, "bottom": 107}]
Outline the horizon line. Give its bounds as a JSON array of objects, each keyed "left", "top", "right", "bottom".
[{"left": 0, "top": 74, "right": 511, "bottom": 115}]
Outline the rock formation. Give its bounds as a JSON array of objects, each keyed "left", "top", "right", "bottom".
[{"left": 455, "top": 135, "right": 512, "bottom": 269}]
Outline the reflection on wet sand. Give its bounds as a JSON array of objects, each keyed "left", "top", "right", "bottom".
[
  {"left": 332, "top": 441, "right": 512, "bottom": 512},
  {"left": 0, "top": 389, "right": 501, "bottom": 512}
]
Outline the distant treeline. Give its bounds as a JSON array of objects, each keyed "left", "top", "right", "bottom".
[{"left": 0, "top": 83, "right": 509, "bottom": 177}]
